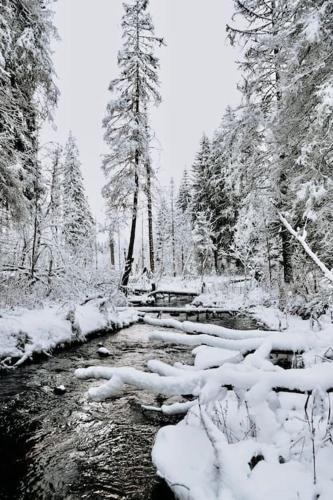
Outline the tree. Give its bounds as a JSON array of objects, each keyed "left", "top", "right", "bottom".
[
  {"left": 191, "top": 134, "right": 212, "bottom": 221},
  {"left": 155, "top": 193, "right": 170, "bottom": 277},
  {"left": 192, "top": 212, "right": 216, "bottom": 276},
  {"left": 102, "top": 0, "right": 163, "bottom": 288},
  {"left": 0, "top": 0, "right": 58, "bottom": 222},
  {"left": 62, "top": 133, "right": 93, "bottom": 253},
  {"left": 177, "top": 169, "right": 191, "bottom": 213},
  {"left": 143, "top": 114, "right": 155, "bottom": 274},
  {"left": 273, "top": 0, "right": 333, "bottom": 275},
  {"left": 227, "top": 0, "right": 295, "bottom": 285},
  {"left": 208, "top": 107, "right": 239, "bottom": 271}
]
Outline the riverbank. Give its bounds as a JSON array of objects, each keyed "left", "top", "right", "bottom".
[
  {"left": 77, "top": 293, "right": 333, "bottom": 500},
  {"left": 0, "top": 298, "right": 138, "bottom": 368},
  {"left": 0, "top": 321, "right": 194, "bottom": 499}
]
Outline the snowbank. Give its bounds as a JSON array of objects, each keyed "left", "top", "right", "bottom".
[
  {"left": 76, "top": 305, "right": 333, "bottom": 499},
  {"left": 0, "top": 299, "right": 138, "bottom": 367}
]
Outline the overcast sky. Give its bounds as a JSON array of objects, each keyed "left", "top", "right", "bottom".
[{"left": 42, "top": 0, "right": 241, "bottom": 221}]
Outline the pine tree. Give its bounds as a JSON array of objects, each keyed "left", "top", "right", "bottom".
[
  {"left": 102, "top": 0, "right": 163, "bottom": 288},
  {"left": 192, "top": 212, "right": 216, "bottom": 276},
  {"left": 155, "top": 193, "right": 170, "bottom": 276},
  {"left": 191, "top": 134, "right": 211, "bottom": 220},
  {"left": 273, "top": 0, "right": 333, "bottom": 280},
  {"left": 143, "top": 113, "right": 155, "bottom": 274},
  {"left": 46, "top": 144, "right": 63, "bottom": 241},
  {"left": 177, "top": 169, "right": 192, "bottom": 213},
  {"left": 227, "top": 0, "right": 295, "bottom": 284},
  {"left": 208, "top": 111, "right": 238, "bottom": 272},
  {"left": 62, "top": 133, "right": 93, "bottom": 253},
  {"left": 0, "top": 0, "right": 58, "bottom": 221}
]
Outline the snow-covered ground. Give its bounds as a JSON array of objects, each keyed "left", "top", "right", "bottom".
[
  {"left": 0, "top": 299, "right": 138, "bottom": 367},
  {"left": 75, "top": 277, "right": 333, "bottom": 500}
]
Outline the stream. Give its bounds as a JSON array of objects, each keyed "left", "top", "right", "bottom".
[{"left": 0, "top": 304, "right": 260, "bottom": 500}]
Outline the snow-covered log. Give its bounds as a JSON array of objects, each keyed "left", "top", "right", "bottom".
[
  {"left": 75, "top": 360, "right": 333, "bottom": 402},
  {"left": 144, "top": 316, "right": 273, "bottom": 340}
]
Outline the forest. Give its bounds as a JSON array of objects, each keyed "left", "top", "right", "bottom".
[{"left": 0, "top": 1, "right": 333, "bottom": 499}]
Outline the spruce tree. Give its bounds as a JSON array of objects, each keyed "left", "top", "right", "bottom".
[
  {"left": 63, "top": 133, "right": 93, "bottom": 253},
  {"left": 177, "top": 169, "right": 192, "bottom": 213},
  {"left": 227, "top": 0, "right": 295, "bottom": 284},
  {"left": 191, "top": 134, "right": 211, "bottom": 221},
  {"left": 102, "top": 0, "right": 163, "bottom": 288},
  {"left": 0, "top": 0, "right": 57, "bottom": 221}
]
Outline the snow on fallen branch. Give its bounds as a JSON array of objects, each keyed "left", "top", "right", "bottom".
[
  {"left": 75, "top": 360, "right": 333, "bottom": 402},
  {"left": 148, "top": 329, "right": 332, "bottom": 355},
  {"left": 279, "top": 213, "right": 333, "bottom": 283},
  {"left": 144, "top": 315, "right": 273, "bottom": 340}
]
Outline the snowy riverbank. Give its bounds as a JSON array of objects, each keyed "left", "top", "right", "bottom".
[
  {"left": 76, "top": 305, "right": 333, "bottom": 500},
  {"left": 0, "top": 299, "right": 138, "bottom": 368}
]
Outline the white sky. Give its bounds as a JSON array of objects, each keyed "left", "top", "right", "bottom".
[{"left": 42, "top": 0, "right": 241, "bottom": 221}]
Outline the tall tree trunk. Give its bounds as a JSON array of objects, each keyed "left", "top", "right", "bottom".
[
  {"left": 146, "top": 159, "right": 155, "bottom": 273},
  {"left": 121, "top": 12, "right": 141, "bottom": 289},
  {"left": 272, "top": 1, "right": 293, "bottom": 284},
  {"left": 121, "top": 157, "right": 139, "bottom": 288},
  {"left": 109, "top": 233, "right": 115, "bottom": 267},
  {"left": 170, "top": 179, "right": 176, "bottom": 277},
  {"left": 212, "top": 237, "right": 218, "bottom": 273},
  {"left": 30, "top": 199, "right": 40, "bottom": 280},
  {"left": 279, "top": 170, "right": 293, "bottom": 283}
]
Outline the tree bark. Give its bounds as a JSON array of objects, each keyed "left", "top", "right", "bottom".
[
  {"left": 121, "top": 156, "right": 139, "bottom": 288},
  {"left": 272, "top": 2, "right": 293, "bottom": 284},
  {"left": 279, "top": 170, "right": 293, "bottom": 283},
  {"left": 146, "top": 159, "right": 155, "bottom": 273},
  {"left": 170, "top": 179, "right": 176, "bottom": 277},
  {"left": 109, "top": 233, "right": 115, "bottom": 267}
]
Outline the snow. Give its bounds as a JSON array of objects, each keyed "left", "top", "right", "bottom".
[
  {"left": 192, "top": 346, "right": 242, "bottom": 370},
  {"left": 97, "top": 346, "right": 111, "bottom": 356},
  {"left": 144, "top": 315, "right": 272, "bottom": 340},
  {"left": 75, "top": 294, "right": 333, "bottom": 499},
  {"left": 152, "top": 423, "right": 217, "bottom": 500},
  {"left": 0, "top": 300, "right": 138, "bottom": 367}
]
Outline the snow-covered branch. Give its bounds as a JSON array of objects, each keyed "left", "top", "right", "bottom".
[{"left": 279, "top": 213, "right": 333, "bottom": 283}]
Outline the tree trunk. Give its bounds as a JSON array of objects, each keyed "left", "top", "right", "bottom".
[
  {"left": 212, "top": 237, "right": 218, "bottom": 273},
  {"left": 272, "top": 2, "right": 293, "bottom": 284},
  {"left": 109, "top": 233, "right": 115, "bottom": 267},
  {"left": 279, "top": 170, "right": 293, "bottom": 283},
  {"left": 146, "top": 160, "right": 155, "bottom": 273},
  {"left": 121, "top": 28, "right": 140, "bottom": 289},
  {"left": 170, "top": 179, "right": 176, "bottom": 277},
  {"left": 30, "top": 163, "right": 41, "bottom": 281},
  {"left": 121, "top": 158, "right": 139, "bottom": 288}
]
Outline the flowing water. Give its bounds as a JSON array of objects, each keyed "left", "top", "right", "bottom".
[{"left": 0, "top": 304, "right": 260, "bottom": 500}]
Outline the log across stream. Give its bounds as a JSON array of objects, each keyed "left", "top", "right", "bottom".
[{"left": 0, "top": 306, "right": 260, "bottom": 499}]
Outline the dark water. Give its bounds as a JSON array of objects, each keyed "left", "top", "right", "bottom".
[{"left": 0, "top": 308, "right": 260, "bottom": 500}]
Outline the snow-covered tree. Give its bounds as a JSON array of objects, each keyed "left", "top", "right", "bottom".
[
  {"left": 192, "top": 212, "right": 216, "bottom": 276},
  {"left": 191, "top": 134, "right": 212, "bottom": 221},
  {"left": 227, "top": 0, "right": 295, "bottom": 285},
  {"left": 207, "top": 108, "right": 240, "bottom": 271},
  {"left": 0, "top": 0, "right": 58, "bottom": 221},
  {"left": 177, "top": 169, "right": 192, "bottom": 213},
  {"left": 62, "top": 133, "right": 94, "bottom": 253},
  {"left": 102, "top": 0, "right": 163, "bottom": 287}
]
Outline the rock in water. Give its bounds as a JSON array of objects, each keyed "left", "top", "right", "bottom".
[
  {"left": 54, "top": 385, "right": 66, "bottom": 395},
  {"left": 97, "top": 347, "right": 111, "bottom": 357}
]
